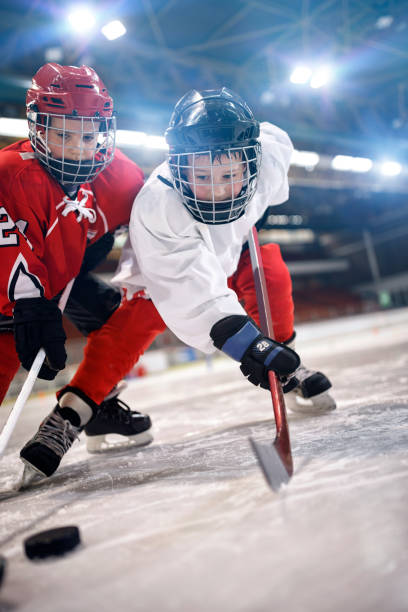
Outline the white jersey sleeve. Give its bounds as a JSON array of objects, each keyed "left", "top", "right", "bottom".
[
  {"left": 127, "top": 179, "right": 246, "bottom": 353},
  {"left": 113, "top": 121, "right": 293, "bottom": 353}
]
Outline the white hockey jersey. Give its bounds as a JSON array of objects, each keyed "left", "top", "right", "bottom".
[{"left": 113, "top": 122, "right": 293, "bottom": 353}]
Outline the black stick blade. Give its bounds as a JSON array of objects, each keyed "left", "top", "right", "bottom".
[{"left": 249, "top": 436, "right": 291, "bottom": 491}]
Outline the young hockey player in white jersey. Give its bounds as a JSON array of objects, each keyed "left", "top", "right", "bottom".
[
  {"left": 19, "top": 87, "right": 334, "bottom": 479},
  {"left": 113, "top": 87, "right": 334, "bottom": 410}
]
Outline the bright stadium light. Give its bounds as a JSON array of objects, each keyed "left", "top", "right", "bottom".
[
  {"left": 101, "top": 20, "right": 126, "bottom": 41},
  {"left": 380, "top": 161, "right": 402, "bottom": 176},
  {"left": 67, "top": 6, "right": 96, "bottom": 33},
  {"left": 291, "top": 150, "right": 320, "bottom": 169},
  {"left": 290, "top": 66, "right": 312, "bottom": 85},
  {"left": 116, "top": 130, "right": 167, "bottom": 150},
  {"left": 375, "top": 15, "right": 393, "bottom": 29},
  {"left": 0, "top": 117, "right": 28, "bottom": 138},
  {"left": 351, "top": 157, "right": 373, "bottom": 173},
  {"left": 310, "top": 65, "right": 332, "bottom": 89},
  {"left": 331, "top": 155, "right": 352, "bottom": 171},
  {"left": 331, "top": 155, "right": 373, "bottom": 173},
  {"left": 44, "top": 47, "right": 64, "bottom": 62}
]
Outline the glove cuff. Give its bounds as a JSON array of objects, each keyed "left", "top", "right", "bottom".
[
  {"left": 13, "top": 297, "right": 61, "bottom": 323},
  {"left": 210, "top": 315, "right": 260, "bottom": 361}
]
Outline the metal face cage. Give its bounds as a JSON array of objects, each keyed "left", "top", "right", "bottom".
[
  {"left": 27, "top": 111, "right": 116, "bottom": 185},
  {"left": 168, "top": 142, "right": 261, "bottom": 225}
]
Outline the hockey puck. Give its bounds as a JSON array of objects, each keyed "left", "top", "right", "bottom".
[
  {"left": 24, "top": 526, "right": 81, "bottom": 560},
  {"left": 0, "top": 555, "right": 6, "bottom": 588}
]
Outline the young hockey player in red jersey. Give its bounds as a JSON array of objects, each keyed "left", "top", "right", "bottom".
[
  {"left": 0, "top": 63, "right": 156, "bottom": 475},
  {"left": 19, "top": 87, "right": 334, "bottom": 479}
]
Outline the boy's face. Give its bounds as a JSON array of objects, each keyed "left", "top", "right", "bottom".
[
  {"left": 41, "top": 116, "right": 99, "bottom": 161},
  {"left": 185, "top": 152, "right": 246, "bottom": 202}
]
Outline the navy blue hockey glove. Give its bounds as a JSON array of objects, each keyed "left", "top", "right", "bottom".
[
  {"left": 13, "top": 297, "right": 67, "bottom": 380},
  {"left": 210, "top": 315, "right": 300, "bottom": 390}
]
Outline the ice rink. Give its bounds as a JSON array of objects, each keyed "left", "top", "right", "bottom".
[{"left": 0, "top": 308, "right": 407, "bottom": 612}]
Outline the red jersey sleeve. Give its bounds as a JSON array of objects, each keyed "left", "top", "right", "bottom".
[{"left": 0, "top": 151, "right": 53, "bottom": 314}]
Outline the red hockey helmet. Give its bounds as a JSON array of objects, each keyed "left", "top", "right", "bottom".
[
  {"left": 26, "top": 63, "right": 113, "bottom": 118},
  {"left": 26, "top": 63, "right": 116, "bottom": 185}
]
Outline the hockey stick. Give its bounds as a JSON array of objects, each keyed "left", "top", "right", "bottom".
[
  {"left": 247, "top": 227, "right": 293, "bottom": 491},
  {"left": 0, "top": 278, "right": 75, "bottom": 457}
]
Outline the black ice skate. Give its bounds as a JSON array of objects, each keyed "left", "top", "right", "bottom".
[
  {"left": 285, "top": 364, "right": 336, "bottom": 414},
  {"left": 20, "top": 410, "right": 81, "bottom": 477},
  {"left": 85, "top": 391, "right": 153, "bottom": 453}
]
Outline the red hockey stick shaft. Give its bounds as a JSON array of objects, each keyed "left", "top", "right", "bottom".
[{"left": 247, "top": 227, "right": 293, "bottom": 481}]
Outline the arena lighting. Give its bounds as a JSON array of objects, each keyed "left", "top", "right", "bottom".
[
  {"left": 290, "top": 66, "right": 312, "bottom": 85},
  {"left": 375, "top": 15, "right": 394, "bottom": 29},
  {"left": 291, "top": 150, "right": 320, "bottom": 169},
  {"left": 44, "top": 47, "right": 64, "bottom": 62},
  {"left": 0, "top": 117, "right": 28, "bottom": 138},
  {"left": 2, "top": 121, "right": 401, "bottom": 172},
  {"left": 116, "top": 130, "right": 167, "bottom": 149},
  {"left": 268, "top": 214, "right": 303, "bottom": 226},
  {"left": 310, "top": 66, "right": 332, "bottom": 89},
  {"left": 331, "top": 155, "right": 373, "bottom": 173},
  {"left": 101, "top": 20, "right": 126, "bottom": 41},
  {"left": 67, "top": 6, "right": 96, "bottom": 33},
  {"left": 380, "top": 161, "right": 402, "bottom": 176},
  {"left": 290, "top": 64, "right": 333, "bottom": 88}
]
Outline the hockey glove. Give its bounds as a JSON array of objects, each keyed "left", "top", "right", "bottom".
[
  {"left": 210, "top": 315, "right": 300, "bottom": 390},
  {"left": 13, "top": 297, "right": 67, "bottom": 380}
]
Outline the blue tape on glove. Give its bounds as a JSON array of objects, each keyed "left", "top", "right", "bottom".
[
  {"left": 221, "top": 321, "right": 260, "bottom": 361},
  {"left": 264, "top": 345, "right": 284, "bottom": 366}
]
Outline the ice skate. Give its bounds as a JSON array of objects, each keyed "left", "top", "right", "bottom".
[
  {"left": 85, "top": 388, "right": 153, "bottom": 453},
  {"left": 20, "top": 410, "right": 81, "bottom": 477},
  {"left": 285, "top": 364, "right": 336, "bottom": 415}
]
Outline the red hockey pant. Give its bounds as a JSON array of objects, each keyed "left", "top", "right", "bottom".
[
  {"left": 0, "top": 334, "right": 20, "bottom": 405},
  {"left": 228, "top": 243, "right": 294, "bottom": 341},
  {"left": 67, "top": 242, "right": 294, "bottom": 404}
]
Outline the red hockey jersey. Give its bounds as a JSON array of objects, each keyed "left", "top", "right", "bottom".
[{"left": 0, "top": 140, "right": 143, "bottom": 316}]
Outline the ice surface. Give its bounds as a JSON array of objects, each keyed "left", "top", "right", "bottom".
[{"left": 0, "top": 308, "right": 407, "bottom": 611}]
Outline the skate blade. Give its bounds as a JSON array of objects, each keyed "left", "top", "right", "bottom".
[
  {"left": 18, "top": 462, "right": 47, "bottom": 488},
  {"left": 0, "top": 464, "right": 46, "bottom": 500},
  {"left": 86, "top": 431, "right": 153, "bottom": 454},
  {"left": 286, "top": 390, "right": 337, "bottom": 415}
]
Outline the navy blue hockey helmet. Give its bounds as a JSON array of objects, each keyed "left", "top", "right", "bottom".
[{"left": 165, "top": 88, "right": 261, "bottom": 225}]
